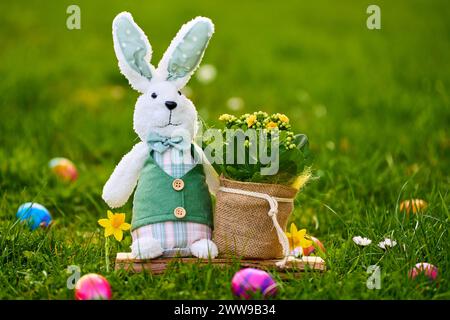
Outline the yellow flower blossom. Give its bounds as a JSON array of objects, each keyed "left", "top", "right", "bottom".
[
  {"left": 285, "top": 223, "right": 312, "bottom": 250},
  {"left": 219, "top": 114, "right": 232, "bottom": 121},
  {"left": 278, "top": 114, "right": 289, "bottom": 123},
  {"left": 246, "top": 114, "right": 257, "bottom": 127},
  {"left": 98, "top": 210, "right": 131, "bottom": 241},
  {"left": 266, "top": 121, "right": 278, "bottom": 130}
]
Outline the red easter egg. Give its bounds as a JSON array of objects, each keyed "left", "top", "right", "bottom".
[
  {"left": 408, "top": 263, "right": 438, "bottom": 281},
  {"left": 75, "top": 274, "right": 112, "bottom": 300}
]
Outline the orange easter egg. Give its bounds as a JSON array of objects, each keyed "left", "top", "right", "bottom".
[
  {"left": 49, "top": 157, "right": 78, "bottom": 182},
  {"left": 302, "top": 236, "right": 326, "bottom": 256},
  {"left": 399, "top": 199, "right": 427, "bottom": 214}
]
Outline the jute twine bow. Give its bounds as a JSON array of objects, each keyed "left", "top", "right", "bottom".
[{"left": 219, "top": 187, "right": 294, "bottom": 267}]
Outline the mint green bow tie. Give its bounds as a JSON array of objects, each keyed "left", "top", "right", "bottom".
[{"left": 147, "top": 132, "right": 188, "bottom": 153}]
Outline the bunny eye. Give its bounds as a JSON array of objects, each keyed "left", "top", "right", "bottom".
[
  {"left": 178, "top": 91, "right": 182, "bottom": 96},
  {"left": 151, "top": 92, "right": 157, "bottom": 99}
]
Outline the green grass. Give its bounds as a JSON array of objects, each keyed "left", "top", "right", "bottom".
[{"left": 0, "top": 0, "right": 449, "bottom": 299}]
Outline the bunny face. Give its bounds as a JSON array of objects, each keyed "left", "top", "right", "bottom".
[
  {"left": 133, "top": 81, "right": 197, "bottom": 141},
  {"left": 112, "top": 12, "right": 214, "bottom": 142}
]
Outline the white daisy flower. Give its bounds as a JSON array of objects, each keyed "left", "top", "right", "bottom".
[
  {"left": 196, "top": 64, "right": 217, "bottom": 84},
  {"left": 378, "top": 238, "right": 397, "bottom": 250},
  {"left": 352, "top": 236, "right": 372, "bottom": 246}
]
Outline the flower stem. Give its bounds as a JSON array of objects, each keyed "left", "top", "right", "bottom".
[{"left": 105, "top": 236, "right": 110, "bottom": 273}]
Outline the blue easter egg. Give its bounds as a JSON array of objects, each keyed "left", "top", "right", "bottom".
[{"left": 16, "top": 202, "right": 52, "bottom": 230}]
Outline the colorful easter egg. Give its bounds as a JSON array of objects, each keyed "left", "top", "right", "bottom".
[
  {"left": 75, "top": 274, "right": 112, "bottom": 300},
  {"left": 49, "top": 157, "right": 78, "bottom": 182},
  {"left": 399, "top": 199, "right": 427, "bottom": 214},
  {"left": 408, "top": 263, "right": 438, "bottom": 281},
  {"left": 231, "top": 268, "right": 278, "bottom": 299},
  {"left": 16, "top": 202, "right": 52, "bottom": 230},
  {"left": 302, "top": 236, "right": 326, "bottom": 256}
]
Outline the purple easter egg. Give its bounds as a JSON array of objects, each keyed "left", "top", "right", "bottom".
[
  {"left": 231, "top": 268, "right": 278, "bottom": 299},
  {"left": 75, "top": 274, "right": 112, "bottom": 300}
]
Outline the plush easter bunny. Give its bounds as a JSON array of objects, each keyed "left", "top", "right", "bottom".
[{"left": 102, "top": 12, "right": 219, "bottom": 259}]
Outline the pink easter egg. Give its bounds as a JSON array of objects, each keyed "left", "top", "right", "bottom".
[
  {"left": 49, "top": 157, "right": 78, "bottom": 182},
  {"left": 231, "top": 268, "right": 278, "bottom": 299},
  {"left": 75, "top": 274, "right": 112, "bottom": 300},
  {"left": 302, "top": 236, "right": 326, "bottom": 256},
  {"left": 408, "top": 263, "right": 438, "bottom": 281}
]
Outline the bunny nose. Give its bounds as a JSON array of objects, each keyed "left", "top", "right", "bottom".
[{"left": 165, "top": 101, "right": 177, "bottom": 110}]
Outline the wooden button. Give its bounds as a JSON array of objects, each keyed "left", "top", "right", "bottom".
[
  {"left": 172, "top": 178, "right": 185, "bottom": 191},
  {"left": 174, "top": 207, "right": 186, "bottom": 219}
]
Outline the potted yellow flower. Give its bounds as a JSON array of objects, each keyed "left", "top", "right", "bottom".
[
  {"left": 204, "top": 112, "right": 313, "bottom": 262},
  {"left": 211, "top": 111, "right": 312, "bottom": 186}
]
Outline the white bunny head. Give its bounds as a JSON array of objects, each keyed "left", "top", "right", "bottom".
[{"left": 112, "top": 12, "right": 214, "bottom": 142}]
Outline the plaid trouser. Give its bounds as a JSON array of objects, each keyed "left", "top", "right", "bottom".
[{"left": 131, "top": 147, "right": 212, "bottom": 257}]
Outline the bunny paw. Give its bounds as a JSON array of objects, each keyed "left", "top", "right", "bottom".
[
  {"left": 190, "top": 239, "right": 218, "bottom": 259},
  {"left": 131, "top": 237, "right": 163, "bottom": 260}
]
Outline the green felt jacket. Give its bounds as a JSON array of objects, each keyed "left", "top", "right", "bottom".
[{"left": 131, "top": 150, "right": 213, "bottom": 231}]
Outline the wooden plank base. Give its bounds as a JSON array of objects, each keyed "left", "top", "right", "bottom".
[{"left": 115, "top": 253, "right": 325, "bottom": 275}]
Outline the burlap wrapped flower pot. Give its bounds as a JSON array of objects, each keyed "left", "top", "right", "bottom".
[{"left": 213, "top": 176, "right": 298, "bottom": 259}]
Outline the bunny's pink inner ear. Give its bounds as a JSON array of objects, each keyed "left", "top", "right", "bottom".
[
  {"left": 158, "top": 17, "right": 214, "bottom": 88},
  {"left": 113, "top": 12, "right": 154, "bottom": 92}
]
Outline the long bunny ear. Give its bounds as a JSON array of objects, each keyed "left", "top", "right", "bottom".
[
  {"left": 157, "top": 17, "right": 214, "bottom": 88},
  {"left": 112, "top": 12, "right": 154, "bottom": 93}
]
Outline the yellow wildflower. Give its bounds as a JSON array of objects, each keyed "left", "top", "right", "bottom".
[
  {"left": 246, "top": 114, "right": 257, "bottom": 127},
  {"left": 285, "top": 223, "right": 313, "bottom": 250},
  {"left": 98, "top": 210, "right": 131, "bottom": 241},
  {"left": 266, "top": 121, "right": 278, "bottom": 130}
]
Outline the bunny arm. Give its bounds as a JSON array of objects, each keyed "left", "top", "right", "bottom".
[{"left": 102, "top": 141, "right": 149, "bottom": 208}]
